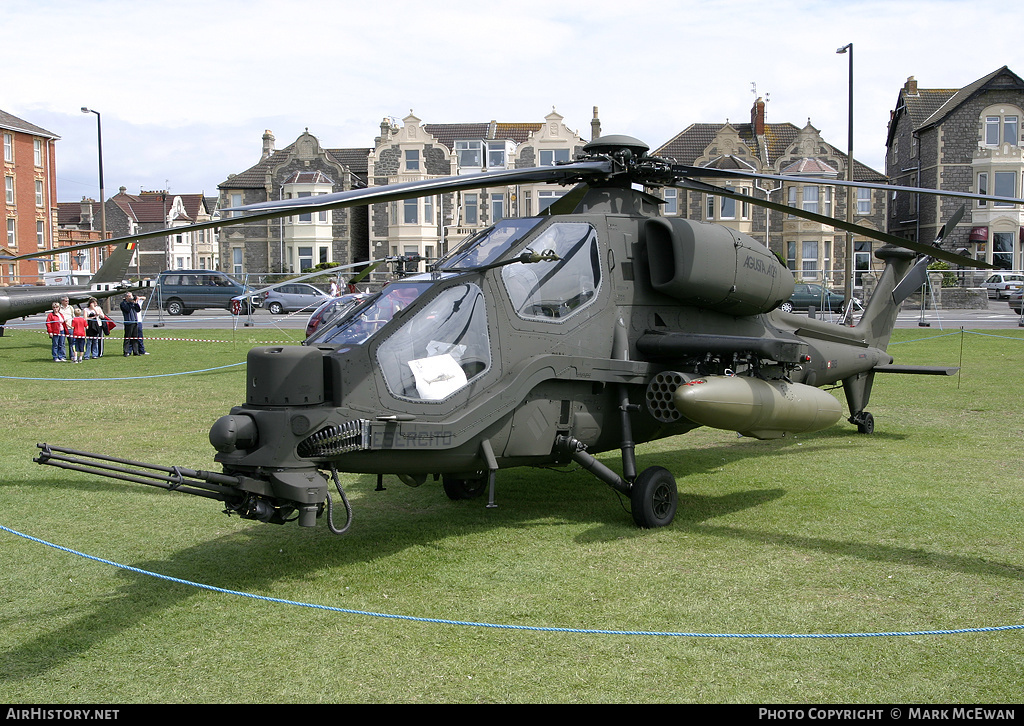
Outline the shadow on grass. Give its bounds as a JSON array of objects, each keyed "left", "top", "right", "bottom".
[{"left": 4, "top": 430, "right": 1020, "bottom": 682}]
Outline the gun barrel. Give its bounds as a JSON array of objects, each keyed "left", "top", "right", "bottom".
[{"left": 34, "top": 443, "right": 242, "bottom": 502}]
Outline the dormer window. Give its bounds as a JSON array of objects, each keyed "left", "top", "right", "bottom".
[
  {"left": 455, "top": 141, "right": 482, "bottom": 168},
  {"left": 404, "top": 149, "right": 420, "bottom": 171}
]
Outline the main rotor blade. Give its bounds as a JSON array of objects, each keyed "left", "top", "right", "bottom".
[
  {"left": 670, "top": 164, "right": 1024, "bottom": 207},
  {"left": 15, "top": 160, "right": 615, "bottom": 261},
  {"left": 673, "top": 179, "right": 993, "bottom": 270}
]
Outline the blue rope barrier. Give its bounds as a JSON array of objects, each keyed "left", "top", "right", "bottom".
[{"left": 3, "top": 524, "right": 1022, "bottom": 639}]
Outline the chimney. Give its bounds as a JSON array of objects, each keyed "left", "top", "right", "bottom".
[
  {"left": 591, "top": 106, "right": 602, "bottom": 141},
  {"left": 751, "top": 97, "right": 766, "bottom": 136},
  {"left": 262, "top": 130, "right": 275, "bottom": 159},
  {"left": 80, "top": 197, "right": 94, "bottom": 229},
  {"left": 379, "top": 118, "right": 392, "bottom": 145},
  {"left": 904, "top": 76, "right": 918, "bottom": 96}
]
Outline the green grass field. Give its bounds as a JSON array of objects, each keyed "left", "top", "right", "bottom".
[{"left": 1, "top": 326, "right": 1022, "bottom": 703}]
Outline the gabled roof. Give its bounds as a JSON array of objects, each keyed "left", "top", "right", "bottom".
[
  {"left": 109, "top": 191, "right": 209, "bottom": 224},
  {"left": 0, "top": 109, "right": 59, "bottom": 139},
  {"left": 918, "top": 66, "right": 1024, "bottom": 131},
  {"left": 654, "top": 122, "right": 884, "bottom": 182},
  {"left": 221, "top": 138, "right": 371, "bottom": 189}
]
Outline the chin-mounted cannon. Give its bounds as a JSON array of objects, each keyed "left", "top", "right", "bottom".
[{"left": 33, "top": 443, "right": 338, "bottom": 529}]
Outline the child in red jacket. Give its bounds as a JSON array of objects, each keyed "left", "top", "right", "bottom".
[{"left": 70, "top": 308, "right": 88, "bottom": 363}]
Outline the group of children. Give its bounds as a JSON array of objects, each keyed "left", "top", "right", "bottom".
[{"left": 45, "top": 296, "right": 113, "bottom": 363}]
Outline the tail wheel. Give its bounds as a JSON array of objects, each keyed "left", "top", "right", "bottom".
[
  {"left": 855, "top": 411, "right": 875, "bottom": 434},
  {"left": 630, "top": 466, "right": 678, "bottom": 528}
]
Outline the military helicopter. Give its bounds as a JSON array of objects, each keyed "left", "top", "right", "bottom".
[
  {"left": 0, "top": 240, "right": 141, "bottom": 335},
  {"left": 34, "top": 134, "right": 1020, "bottom": 532}
]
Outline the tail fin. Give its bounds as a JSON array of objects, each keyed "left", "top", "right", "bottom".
[
  {"left": 89, "top": 242, "right": 137, "bottom": 285},
  {"left": 852, "top": 244, "right": 917, "bottom": 350}
]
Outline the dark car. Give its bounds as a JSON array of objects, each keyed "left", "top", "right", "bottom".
[
  {"left": 780, "top": 283, "right": 860, "bottom": 313},
  {"left": 1008, "top": 290, "right": 1023, "bottom": 314},
  {"left": 261, "top": 282, "right": 330, "bottom": 315},
  {"left": 156, "top": 270, "right": 258, "bottom": 315}
]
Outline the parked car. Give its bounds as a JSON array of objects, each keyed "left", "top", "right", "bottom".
[
  {"left": 1008, "top": 290, "right": 1023, "bottom": 314},
  {"left": 261, "top": 282, "right": 330, "bottom": 315},
  {"left": 980, "top": 272, "right": 1024, "bottom": 299},
  {"left": 156, "top": 270, "right": 258, "bottom": 315},
  {"left": 779, "top": 283, "right": 861, "bottom": 313}
]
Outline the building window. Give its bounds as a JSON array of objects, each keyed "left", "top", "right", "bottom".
[
  {"left": 802, "top": 186, "right": 819, "bottom": 214},
  {"left": 857, "top": 187, "right": 871, "bottom": 214},
  {"left": 463, "top": 193, "right": 478, "bottom": 225},
  {"left": 3, "top": 133, "right": 12, "bottom": 163},
  {"left": 787, "top": 186, "right": 797, "bottom": 218},
  {"left": 455, "top": 141, "right": 482, "bottom": 168},
  {"left": 801, "top": 240, "right": 819, "bottom": 276},
  {"left": 993, "top": 232, "right": 1015, "bottom": 269},
  {"left": 403, "top": 198, "right": 418, "bottom": 224},
  {"left": 538, "top": 190, "right": 564, "bottom": 213},
  {"left": 298, "top": 246, "right": 314, "bottom": 272},
  {"left": 6, "top": 218, "right": 15, "bottom": 247},
  {"left": 34, "top": 139, "right": 43, "bottom": 167},
  {"left": 35, "top": 180, "right": 44, "bottom": 206},
  {"left": 707, "top": 194, "right": 715, "bottom": 219},
  {"left": 539, "top": 148, "right": 570, "bottom": 166},
  {"left": 424, "top": 196, "right": 433, "bottom": 226},
  {"left": 36, "top": 220, "right": 45, "bottom": 247},
  {"left": 994, "top": 171, "right": 1016, "bottom": 206},
  {"left": 663, "top": 188, "right": 678, "bottom": 215},
  {"left": 786, "top": 241, "right": 797, "bottom": 271},
  {"left": 404, "top": 149, "right": 420, "bottom": 171},
  {"left": 5, "top": 176, "right": 13, "bottom": 204},
  {"left": 985, "top": 114, "right": 1020, "bottom": 146},
  {"left": 232, "top": 247, "right": 243, "bottom": 274},
  {"left": 487, "top": 142, "right": 506, "bottom": 168},
  {"left": 721, "top": 188, "right": 736, "bottom": 219},
  {"left": 490, "top": 193, "right": 505, "bottom": 222}
]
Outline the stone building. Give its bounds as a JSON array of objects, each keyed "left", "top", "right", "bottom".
[
  {"left": 886, "top": 66, "right": 1024, "bottom": 271},
  {"left": 367, "top": 109, "right": 592, "bottom": 270},
  {"left": 651, "top": 98, "right": 888, "bottom": 289},
  {"left": 217, "top": 130, "right": 370, "bottom": 276},
  {"left": 2, "top": 109, "right": 59, "bottom": 284}
]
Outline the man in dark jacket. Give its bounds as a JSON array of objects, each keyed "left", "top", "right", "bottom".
[{"left": 120, "top": 292, "right": 148, "bottom": 356}]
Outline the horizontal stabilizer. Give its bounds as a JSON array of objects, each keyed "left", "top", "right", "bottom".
[{"left": 872, "top": 364, "right": 958, "bottom": 376}]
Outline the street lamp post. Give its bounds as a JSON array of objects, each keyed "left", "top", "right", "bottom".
[
  {"left": 80, "top": 107, "right": 107, "bottom": 264},
  {"left": 836, "top": 43, "right": 854, "bottom": 322}
]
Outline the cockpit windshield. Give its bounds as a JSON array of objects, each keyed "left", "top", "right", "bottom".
[
  {"left": 306, "top": 280, "right": 432, "bottom": 346},
  {"left": 435, "top": 218, "right": 543, "bottom": 270}
]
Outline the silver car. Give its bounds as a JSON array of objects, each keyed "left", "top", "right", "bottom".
[
  {"left": 980, "top": 272, "right": 1024, "bottom": 299},
  {"left": 261, "top": 282, "right": 330, "bottom": 314}
]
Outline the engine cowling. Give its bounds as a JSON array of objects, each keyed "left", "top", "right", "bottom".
[{"left": 644, "top": 217, "right": 794, "bottom": 316}]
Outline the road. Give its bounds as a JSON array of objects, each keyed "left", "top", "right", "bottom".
[{"left": 7, "top": 301, "right": 1024, "bottom": 338}]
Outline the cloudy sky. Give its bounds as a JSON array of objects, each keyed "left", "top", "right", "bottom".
[{"left": 6, "top": 0, "right": 1020, "bottom": 203}]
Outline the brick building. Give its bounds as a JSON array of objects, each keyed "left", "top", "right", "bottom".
[
  {"left": 886, "top": 66, "right": 1024, "bottom": 270},
  {"left": 2, "top": 110, "right": 60, "bottom": 284},
  {"left": 652, "top": 98, "right": 887, "bottom": 288}
]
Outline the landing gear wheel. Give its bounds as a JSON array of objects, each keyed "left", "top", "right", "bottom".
[
  {"left": 855, "top": 411, "right": 874, "bottom": 434},
  {"left": 630, "top": 466, "right": 678, "bottom": 528},
  {"left": 442, "top": 473, "right": 487, "bottom": 500}
]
